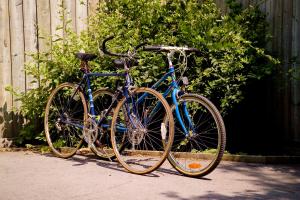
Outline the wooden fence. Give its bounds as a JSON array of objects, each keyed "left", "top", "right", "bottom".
[
  {"left": 0, "top": 0, "right": 299, "bottom": 148},
  {"left": 0, "top": 0, "right": 99, "bottom": 139}
]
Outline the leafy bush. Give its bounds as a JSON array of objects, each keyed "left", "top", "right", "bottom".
[{"left": 10, "top": 0, "right": 278, "bottom": 145}]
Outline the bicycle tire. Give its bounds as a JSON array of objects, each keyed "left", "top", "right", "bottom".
[
  {"left": 111, "top": 87, "right": 174, "bottom": 174},
  {"left": 44, "top": 82, "right": 88, "bottom": 158},
  {"left": 165, "top": 94, "right": 226, "bottom": 177}
]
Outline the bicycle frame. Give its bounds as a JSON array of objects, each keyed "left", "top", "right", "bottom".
[
  {"left": 61, "top": 56, "right": 193, "bottom": 138},
  {"left": 149, "top": 56, "right": 193, "bottom": 137},
  {"left": 61, "top": 69, "right": 132, "bottom": 132},
  {"left": 80, "top": 72, "right": 126, "bottom": 117}
]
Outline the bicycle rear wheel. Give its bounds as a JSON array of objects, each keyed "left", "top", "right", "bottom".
[
  {"left": 44, "top": 83, "right": 87, "bottom": 158},
  {"left": 111, "top": 87, "right": 174, "bottom": 175},
  {"left": 165, "top": 94, "right": 226, "bottom": 177},
  {"left": 90, "top": 89, "right": 116, "bottom": 159}
]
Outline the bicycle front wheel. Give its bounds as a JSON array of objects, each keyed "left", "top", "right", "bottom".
[
  {"left": 44, "top": 83, "right": 88, "bottom": 158},
  {"left": 111, "top": 87, "right": 174, "bottom": 175},
  {"left": 165, "top": 94, "right": 226, "bottom": 177}
]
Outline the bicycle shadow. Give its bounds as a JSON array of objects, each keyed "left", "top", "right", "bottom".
[
  {"left": 42, "top": 152, "right": 160, "bottom": 177},
  {"left": 41, "top": 151, "right": 211, "bottom": 180}
]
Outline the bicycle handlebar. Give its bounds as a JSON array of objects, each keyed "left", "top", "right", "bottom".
[
  {"left": 143, "top": 45, "right": 201, "bottom": 54},
  {"left": 101, "top": 36, "right": 147, "bottom": 58},
  {"left": 102, "top": 36, "right": 127, "bottom": 57}
]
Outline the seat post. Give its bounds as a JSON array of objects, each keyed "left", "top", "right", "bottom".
[{"left": 80, "top": 60, "right": 90, "bottom": 73}]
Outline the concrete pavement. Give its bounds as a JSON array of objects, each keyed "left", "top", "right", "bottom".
[{"left": 0, "top": 151, "right": 300, "bottom": 200}]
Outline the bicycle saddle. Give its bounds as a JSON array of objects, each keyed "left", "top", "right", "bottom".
[{"left": 75, "top": 53, "right": 97, "bottom": 61}]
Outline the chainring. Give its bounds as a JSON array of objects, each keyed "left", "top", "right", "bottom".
[{"left": 83, "top": 118, "right": 98, "bottom": 146}]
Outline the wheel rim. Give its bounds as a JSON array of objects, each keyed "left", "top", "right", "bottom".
[
  {"left": 166, "top": 95, "right": 225, "bottom": 176},
  {"left": 111, "top": 88, "right": 174, "bottom": 174},
  {"left": 45, "top": 83, "right": 86, "bottom": 158}
]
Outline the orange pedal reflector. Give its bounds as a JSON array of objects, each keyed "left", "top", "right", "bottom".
[{"left": 188, "top": 163, "right": 201, "bottom": 169}]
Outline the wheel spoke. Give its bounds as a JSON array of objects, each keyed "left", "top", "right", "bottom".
[{"left": 111, "top": 88, "right": 174, "bottom": 175}]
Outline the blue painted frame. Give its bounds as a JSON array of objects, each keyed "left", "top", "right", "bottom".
[
  {"left": 149, "top": 66, "right": 192, "bottom": 137},
  {"left": 61, "top": 70, "right": 129, "bottom": 132},
  {"left": 62, "top": 59, "right": 193, "bottom": 137}
]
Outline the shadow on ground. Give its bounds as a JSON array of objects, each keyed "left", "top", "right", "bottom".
[
  {"left": 41, "top": 152, "right": 214, "bottom": 180},
  {"left": 161, "top": 162, "right": 300, "bottom": 199},
  {"left": 42, "top": 152, "right": 172, "bottom": 178}
]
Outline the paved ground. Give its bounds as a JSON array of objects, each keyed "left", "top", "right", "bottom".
[{"left": 0, "top": 151, "right": 300, "bottom": 200}]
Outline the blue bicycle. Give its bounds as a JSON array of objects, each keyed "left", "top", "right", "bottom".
[
  {"left": 44, "top": 40, "right": 174, "bottom": 175},
  {"left": 141, "top": 45, "right": 226, "bottom": 177},
  {"left": 99, "top": 38, "right": 226, "bottom": 177}
]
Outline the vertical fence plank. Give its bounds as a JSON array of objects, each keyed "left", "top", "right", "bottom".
[
  {"left": 282, "top": 0, "right": 293, "bottom": 65},
  {"left": 88, "top": 0, "right": 99, "bottom": 16},
  {"left": 282, "top": 0, "right": 293, "bottom": 141},
  {"left": 291, "top": 0, "right": 300, "bottom": 141},
  {"left": 23, "top": 0, "right": 38, "bottom": 90},
  {"left": 50, "top": 0, "right": 64, "bottom": 39},
  {"left": 265, "top": 0, "right": 282, "bottom": 141},
  {"left": 215, "top": 0, "right": 227, "bottom": 15},
  {"left": 37, "top": 0, "right": 51, "bottom": 53},
  {"left": 273, "top": 0, "right": 283, "bottom": 57},
  {"left": 9, "top": 0, "right": 25, "bottom": 106},
  {"left": 76, "top": 0, "right": 88, "bottom": 33},
  {"left": 273, "top": 0, "right": 287, "bottom": 140},
  {"left": 0, "top": 0, "right": 13, "bottom": 138},
  {"left": 259, "top": 0, "right": 266, "bottom": 13},
  {"left": 265, "top": 0, "right": 274, "bottom": 51},
  {"left": 9, "top": 0, "right": 26, "bottom": 136},
  {"left": 242, "top": 0, "right": 250, "bottom": 8},
  {"left": 64, "top": 0, "right": 77, "bottom": 32}
]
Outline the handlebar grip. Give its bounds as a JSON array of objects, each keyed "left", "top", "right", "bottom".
[
  {"left": 185, "top": 47, "right": 201, "bottom": 54},
  {"left": 143, "top": 45, "right": 202, "bottom": 55},
  {"left": 143, "top": 46, "right": 163, "bottom": 51}
]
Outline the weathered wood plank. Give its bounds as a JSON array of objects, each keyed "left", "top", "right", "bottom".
[
  {"left": 281, "top": 0, "right": 293, "bottom": 140},
  {"left": 265, "top": 0, "right": 274, "bottom": 51},
  {"left": 242, "top": 0, "right": 250, "bottom": 8},
  {"left": 291, "top": 0, "right": 300, "bottom": 141},
  {"left": 50, "top": 0, "right": 64, "bottom": 39},
  {"left": 9, "top": 0, "right": 26, "bottom": 136},
  {"left": 9, "top": 0, "right": 25, "bottom": 106},
  {"left": 258, "top": 0, "right": 266, "bottom": 13},
  {"left": 36, "top": 0, "right": 51, "bottom": 53},
  {"left": 282, "top": 0, "right": 293, "bottom": 64},
  {"left": 76, "top": 0, "right": 88, "bottom": 33},
  {"left": 0, "top": 0, "right": 13, "bottom": 138},
  {"left": 64, "top": 0, "right": 77, "bottom": 32},
  {"left": 88, "top": 0, "right": 99, "bottom": 16},
  {"left": 215, "top": 0, "right": 227, "bottom": 15},
  {"left": 23, "top": 0, "right": 38, "bottom": 90},
  {"left": 272, "top": 0, "right": 283, "bottom": 57},
  {"left": 291, "top": 0, "right": 298, "bottom": 64}
]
